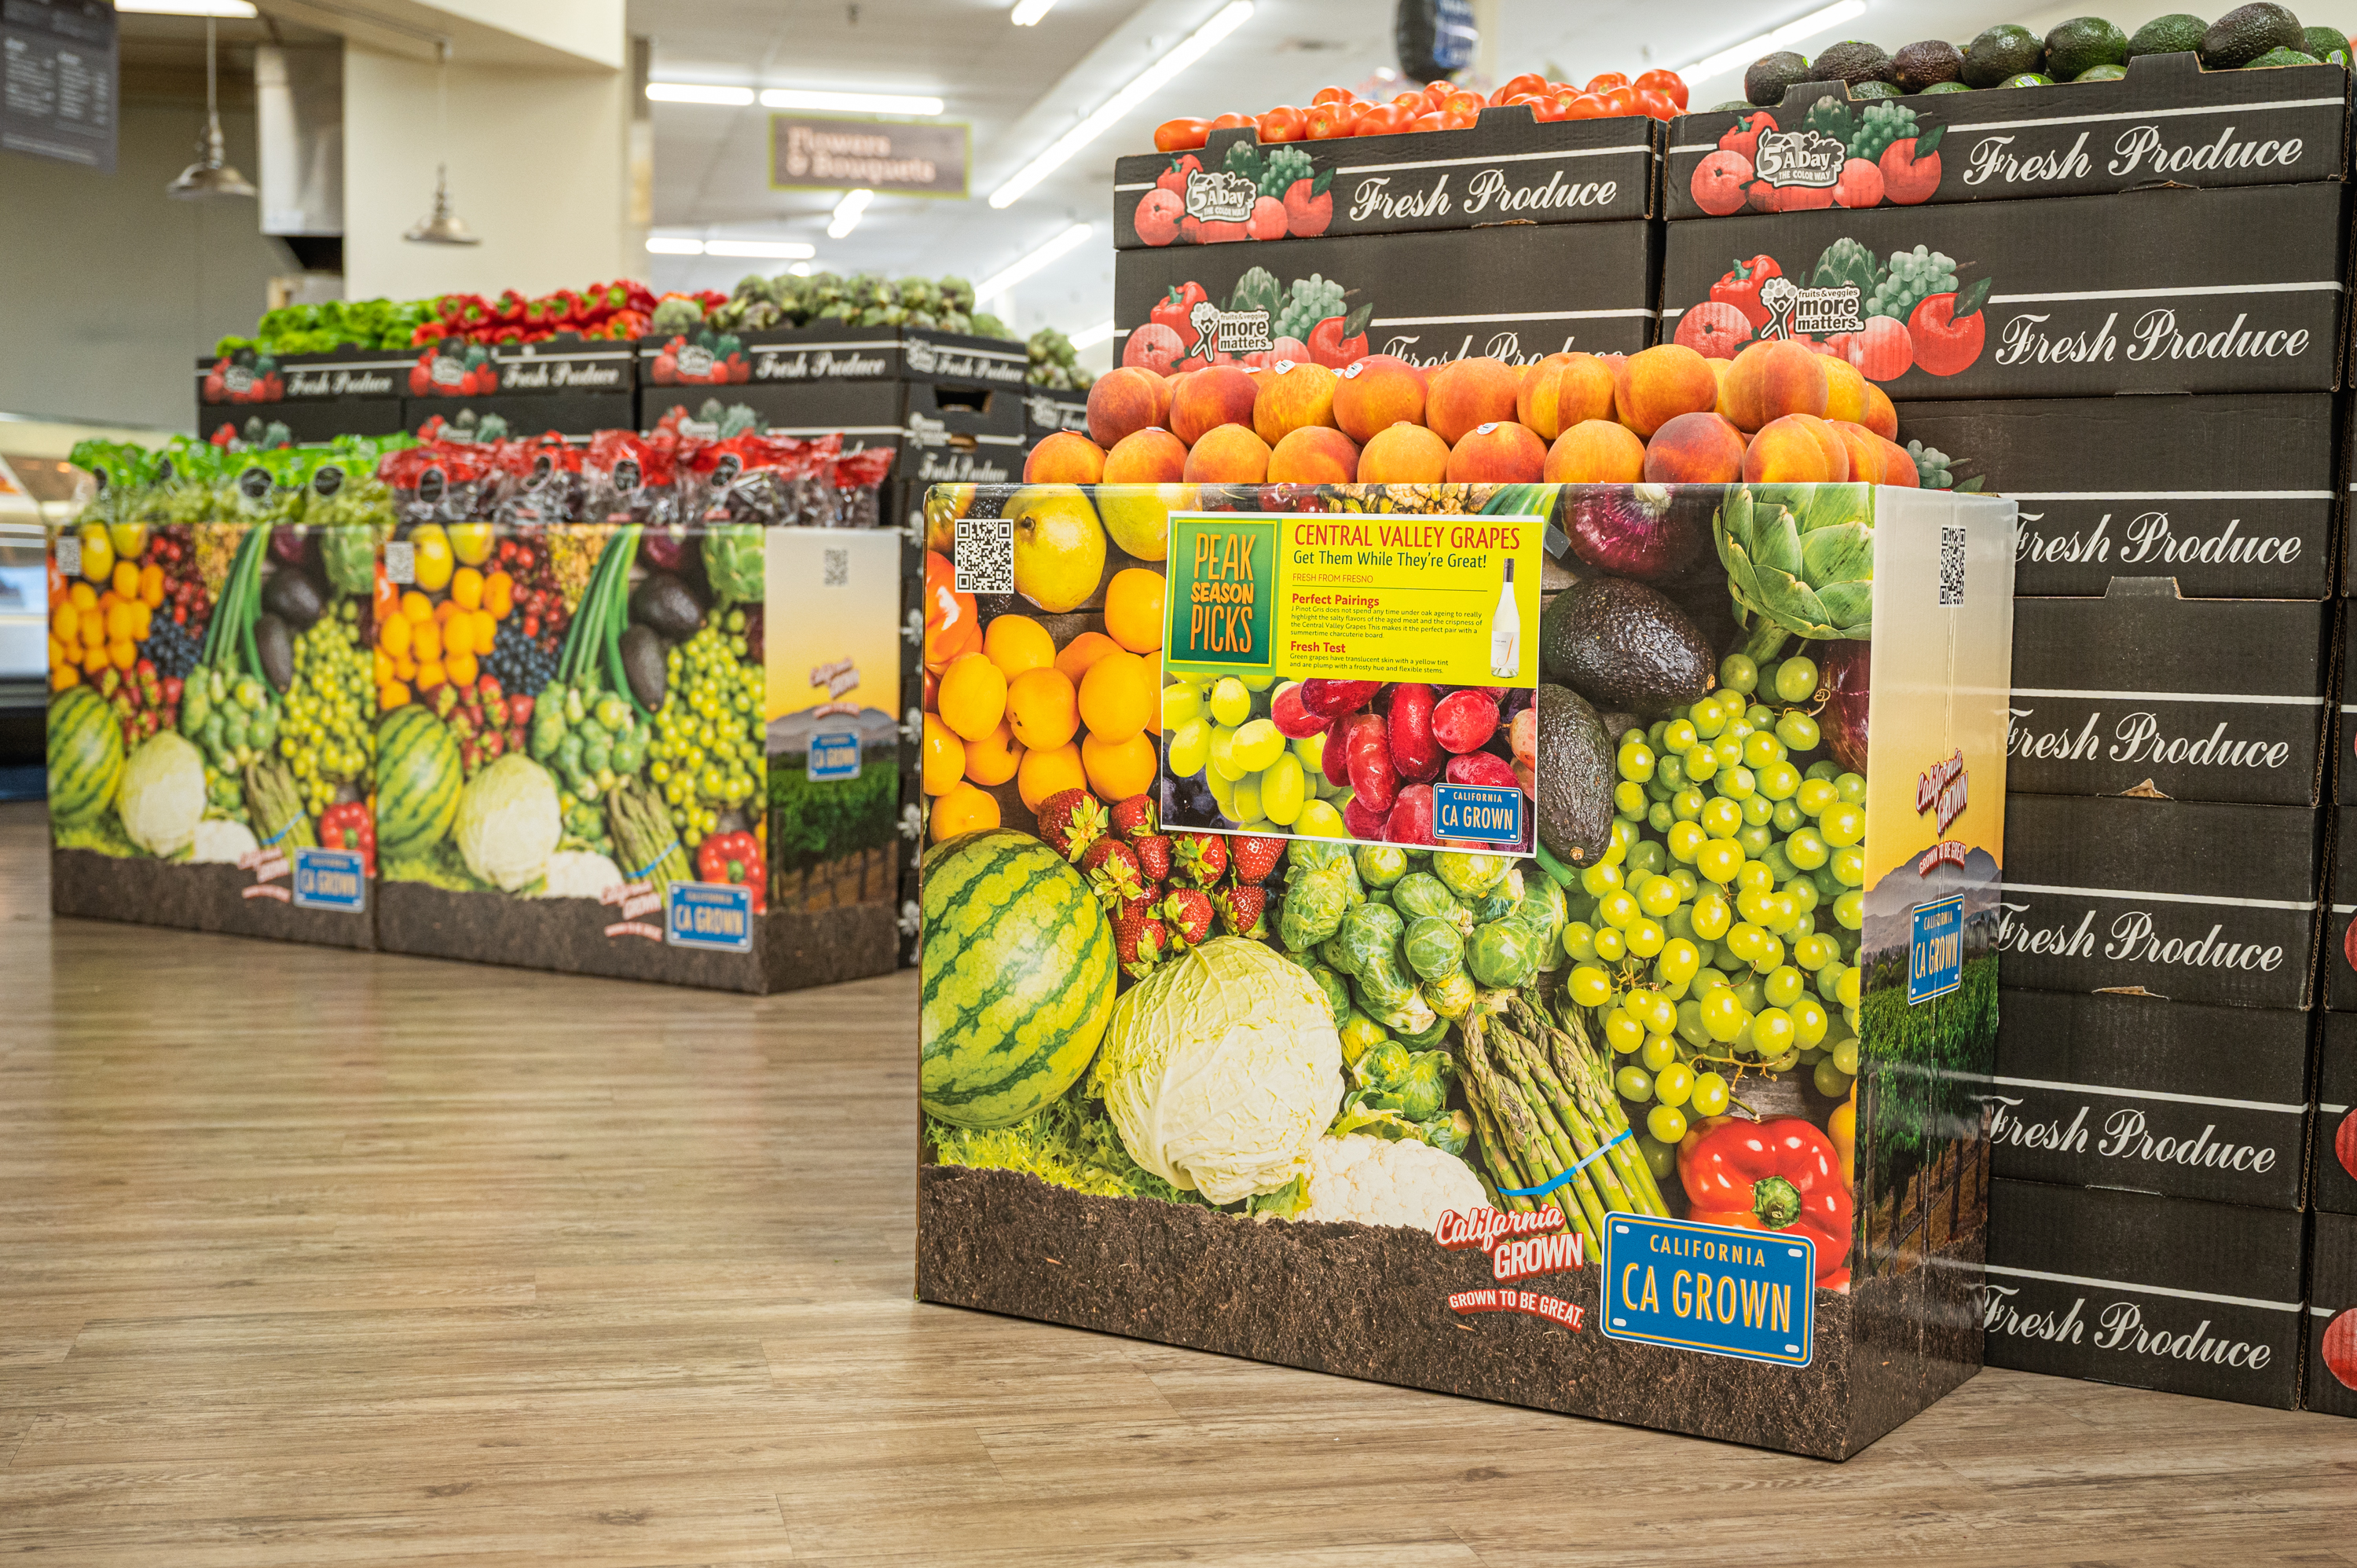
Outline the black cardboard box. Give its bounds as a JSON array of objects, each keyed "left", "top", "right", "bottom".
[
  {"left": 2309, "top": 1211, "right": 2357, "bottom": 1416},
  {"left": 198, "top": 400, "right": 406, "bottom": 445},
  {"left": 2329, "top": 805, "right": 2357, "bottom": 1009},
  {"left": 1022, "top": 386, "right": 1090, "bottom": 448},
  {"left": 1985, "top": 1178, "right": 2305, "bottom": 1408},
  {"left": 196, "top": 346, "right": 411, "bottom": 409},
  {"left": 1991, "top": 988, "right": 2311, "bottom": 1209},
  {"left": 2000, "top": 793, "right": 2322, "bottom": 1009},
  {"left": 1667, "top": 54, "right": 2352, "bottom": 221},
  {"left": 405, "top": 393, "right": 635, "bottom": 444},
  {"left": 1660, "top": 183, "right": 2349, "bottom": 400},
  {"left": 2008, "top": 586, "right": 2331, "bottom": 806},
  {"left": 2338, "top": 620, "right": 2357, "bottom": 801},
  {"left": 1112, "top": 106, "right": 1658, "bottom": 251},
  {"left": 1113, "top": 219, "right": 1659, "bottom": 374},
  {"left": 1892, "top": 394, "right": 2337, "bottom": 600},
  {"left": 640, "top": 378, "right": 1027, "bottom": 494},
  {"left": 2315, "top": 1014, "right": 2357, "bottom": 1217},
  {"left": 636, "top": 324, "right": 1028, "bottom": 391}
]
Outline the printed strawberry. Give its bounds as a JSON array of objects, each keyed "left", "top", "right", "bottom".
[
  {"left": 1132, "top": 833, "right": 1174, "bottom": 885},
  {"left": 1213, "top": 883, "right": 1267, "bottom": 939},
  {"left": 1109, "top": 793, "right": 1159, "bottom": 841},
  {"left": 1078, "top": 837, "right": 1147, "bottom": 907},
  {"left": 1112, "top": 903, "right": 1169, "bottom": 978},
  {"left": 1229, "top": 834, "right": 1286, "bottom": 885},
  {"left": 1171, "top": 830, "right": 1228, "bottom": 887},
  {"left": 1161, "top": 886, "right": 1215, "bottom": 949},
  {"left": 1036, "top": 788, "right": 1108, "bottom": 862}
]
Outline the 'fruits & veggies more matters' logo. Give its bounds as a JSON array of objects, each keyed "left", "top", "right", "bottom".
[
  {"left": 1691, "top": 99, "right": 1943, "bottom": 215},
  {"left": 1675, "top": 241, "right": 1992, "bottom": 382}
]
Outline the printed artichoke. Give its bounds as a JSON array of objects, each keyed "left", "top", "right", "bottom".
[{"left": 1715, "top": 484, "right": 1875, "bottom": 660}]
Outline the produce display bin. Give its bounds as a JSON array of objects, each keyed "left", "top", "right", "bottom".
[
  {"left": 2338, "top": 632, "right": 2357, "bottom": 804},
  {"left": 1659, "top": 182, "right": 2348, "bottom": 401},
  {"left": 634, "top": 323, "right": 1029, "bottom": 392},
  {"left": 2317, "top": 1013, "right": 2357, "bottom": 1217},
  {"left": 1989, "top": 988, "right": 2311, "bottom": 1209},
  {"left": 1021, "top": 387, "right": 1091, "bottom": 451},
  {"left": 1984, "top": 1178, "right": 2306, "bottom": 1409},
  {"left": 1891, "top": 394, "right": 2337, "bottom": 601},
  {"left": 2311, "top": 1211, "right": 2357, "bottom": 1416},
  {"left": 915, "top": 478, "right": 2014, "bottom": 1460},
  {"left": 196, "top": 346, "right": 412, "bottom": 443},
  {"left": 1113, "top": 108, "right": 1659, "bottom": 251},
  {"left": 1667, "top": 54, "right": 2351, "bottom": 222},
  {"left": 2330, "top": 805, "right": 2357, "bottom": 1009}
]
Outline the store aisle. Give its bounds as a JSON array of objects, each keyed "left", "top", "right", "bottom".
[{"left": 0, "top": 800, "right": 2352, "bottom": 1566}]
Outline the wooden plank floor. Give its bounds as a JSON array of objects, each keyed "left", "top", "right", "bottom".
[{"left": 2, "top": 798, "right": 2353, "bottom": 1565}]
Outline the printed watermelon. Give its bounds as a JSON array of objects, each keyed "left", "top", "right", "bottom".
[
  {"left": 375, "top": 705, "right": 460, "bottom": 854},
  {"left": 48, "top": 685, "right": 125, "bottom": 826},
  {"left": 921, "top": 829, "right": 1118, "bottom": 1128}
]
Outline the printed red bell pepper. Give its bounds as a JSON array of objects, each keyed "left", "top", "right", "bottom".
[
  {"left": 318, "top": 800, "right": 376, "bottom": 877},
  {"left": 1151, "top": 282, "right": 1210, "bottom": 344},
  {"left": 1710, "top": 256, "right": 1782, "bottom": 335},
  {"left": 1679, "top": 1115, "right": 1853, "bottom": 1287}
]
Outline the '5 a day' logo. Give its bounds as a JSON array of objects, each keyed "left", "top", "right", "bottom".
[{"left": 1165, "top": 516, "right": 1274, "bottom": 667}]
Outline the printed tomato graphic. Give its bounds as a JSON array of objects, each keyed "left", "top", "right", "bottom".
[
  {"left": 1833, "top": 157, "right": 1885, "bottom": 208},
  {"left": 1845, "top": 316, "right": 1915, "bottom": 382},
  {"left": 1909, "top": 284, "right": 1989, "bottom": 377},
  {"left": 1879, "top": 130, "right": 1943, "bottom": 205},
  {"left": 1777, "top": 181, "right": 1835, "bottom": 211},
  {"left": 1689, "top": 149, "right": 1753, "bottom": 216},
  {"left": 2337, "top": 1105, "right": 2357, "bottom": 1182},
  {"left": 1675, "top": 301, "right": 1752, "bottom": 358},
  {"left": 1282, "top": 175, "right": 1332, "bottom": 237},
  {"left": 1247, "top": 195, "right": 1288, "bottom": 242},
  {"left": 2326, "top": 1307, "right": 2357, "bottom": 1393},
  {"left": 1718, "top": 110, "right": 1774, "bottom": 163},
  {"left": 1134, "top": 187, "right": 1182, "bottom": 247},
  {"left": 1122, "top": 321, "right": 1185, "bottom": 374}
]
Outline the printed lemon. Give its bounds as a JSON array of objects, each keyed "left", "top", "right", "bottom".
[
  {"left": 1102, "top": 567, "right": 1167, "bottom": 654},
  {"left": 1006, "top": 666, "right": 1080, "bottom": 751},
  {"left": 921, "top": 713, "right": 965, "bottom": 795},
  {"left": 1076, "top": 648, "right": 1153, "bottom": 744},
  {"left": 1082, "top": 730, "right": 1158, "bottom": 800},
  {"left": 983, "top": 614, "right": 1057, "bottom": 680},
  {"left": 1017, "top": 742, "right": 1088, "bottom": 811},
  {"left": 964, "top": 720, "right": 1023, "bottom": 787},
  {"left": 931, "top": 781, "right": 1003, "bottom": 839},
  {"left": 937, "top": 652, "right": 1008, "bottom": 742}
]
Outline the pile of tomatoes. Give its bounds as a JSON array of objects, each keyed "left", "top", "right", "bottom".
[{"left": 1154, "top": 70, "right": 1690, "bottom": 150}]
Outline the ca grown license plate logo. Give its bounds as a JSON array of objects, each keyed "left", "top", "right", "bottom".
[
  {"left": 1910, "top": 895, "right": 1965, "bottom": 1003},
  {"left": 808, "top": 731, "right": 862, "bottom": 781},
  {"left": 665, "top": 881, "right": 754, "bottom": 953},
  {"left": 1601, "top": 1214, "right": 1816, "bottom": 1367},
  {"left": 291, "top": 847, "right": 367, "bottom": 912},
  {"left": 1432, "top": 782, "right": 1521, "bottom": 844}
]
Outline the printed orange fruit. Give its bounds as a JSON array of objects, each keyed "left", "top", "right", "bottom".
[
  {"left": 1006, "top": 666, "right": 1080, "bottom": 751},
  {"left": 1102, "top": 567, "right": 1167, "bottom": 654},
  {"left": 930, "top": 782, "right": 1002, "bottom": 838},
  {"left": 921, "top": 713, "right": 964, "bottom": 795},
  {"left": 1054, "top": 630, "right": 1120, "bottom": 683},
  {"left": 982, "top": 614, "right": 1057, "bottom": 680},
  {"left": 937, "top": 652, "right": 1008, "bottom": 742},
  {"left": 1017, "top": 742, "right": 1088, "bottom": 811},
  {"left": 1077, "top": 648, "right": 1153, "bottom": 744},
  {"left": 964, "top": 720, "right": 1024, "bottom": 786},
  {"left": 1082, "top": 731, "right": 1158, "bottom": 800}
]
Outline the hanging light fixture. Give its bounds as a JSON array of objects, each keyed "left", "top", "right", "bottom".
[
  {"left": 405, "top": 41, "right": 479, "bottom": 245},
  {"left": 167, "top": 16, "right": 257, "bottom": 200}
]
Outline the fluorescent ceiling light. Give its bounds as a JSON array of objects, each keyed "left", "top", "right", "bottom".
[
  {"left": 827, "top": 189, "right": 874, "bottom": 240},
  {"left": 1682, "top": 0, "right": 1869, "bottom": 79},
  {"left": 116, "top": 1, "right": 257, "bottom": 13},
  {"left": 1069, "top": 320, "right": 1116, "bottom": 350},
  {"left": 647, "top": 236, "right": 706, "bottom": 255},
  {"left": 706, "top": 238, "right": 817, "bottom": 259},
  {"left": 989, "top": 0, "right": 1252, "bottom": 209},
  {"left": 760, "top": 88, "right": 944, "bottom": 115},
  {"left": 1011, "top": 0, "right": 1057, "bottom": 24},
  {"left": 977, "top": 222, "right": 1095, "bottom": 303},
  {"left": 647, "top": 82, "right": 757, "bottom": 106}
]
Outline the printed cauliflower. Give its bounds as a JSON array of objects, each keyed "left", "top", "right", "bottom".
[{"left": 1294, "top": 1134, "right": 1485, "bottom": 1230}]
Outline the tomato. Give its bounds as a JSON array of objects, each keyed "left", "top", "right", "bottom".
[
  {"left": 1256, "top": 104, "right": 1307, "bottom": 142},
  {"left": 1304, "top": 100, "right": 1359, "bottom": 139},
  {"left": 1436, "top": 106, "right": 1479, "bottom": 130},
  {"left": 1490, "top": 71, "right": 1550, "bottom": 104},
  {"left": 1354, "top": 102, "right": 1415, "bottom": 136},
  {"left": 1310, "top": 85, "right": 1352, "bottom": 105},
  {"left": 1635, "top": 88, "right": 1678, "bottom": 121},
  {"left": 1208, "top": 112, "right": 1254, "bottom": 131},
  {"left": 1585, "top": 72, "right": 1630, "bottom": 93},
  {"left": 1391, "top": 90, "right": 1428, "bottom": 108},
  {"left": 1602, "top": 85, "right": 1639, "bottom": 117},
  {"left": 1635, "top": 68, "right": 1689, "bottom": 109},
  {"left": 1153, "top": 117, "right": 1210, "bottom": 152},
  {"left": 1529, "top": 93, "right": 1574, "bottom": 123},
  {"left": 1564, "top": 92, "right": 1611, "bottom": 119},
  {"left": 1422, "top": 81, "right": 1453, "bottom": 108},
  {"left": 1410, "top": 111, "right": 1448, "bottom": 133},
  {"left": 1441, "top": 90, "right": 1483, "bottom": 116}
]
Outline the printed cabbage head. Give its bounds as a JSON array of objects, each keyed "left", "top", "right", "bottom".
[
  {"left": 454, "top": 753, "right": 561, "bottom": 891},
  {"left": 117, "top": 731, "right": 207, "bottom": 859},
  {"left": 1088, "top": 936, "right": 1343, "bottom": 1204}
]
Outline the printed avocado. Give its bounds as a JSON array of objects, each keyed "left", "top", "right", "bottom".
[
  {"left": 1534, "top": 683, "right": 1614, "bottom": 868},
  {"left": 2128, "top": 12, "right": 2209, "bottom": 57},
  {"left": 1813, "top": 39, "right": 1899, "bottom": 84},
  {"left": 1893, "top": 38, "right": 1966, "bottom": 90},
  {"left": 1746, "top": 49, "right": 1813, "bottom": 106},
  {"left": 2301, "top": 25, "right": 2350, "bottom": 60},
  {"left": 1539, "top": 576, "right": 1716, "bottom": 715},
  {"left": 2201, "top": 2, "right": 2303, "bottom": 68},
  {"left": 1963, "top": 24, "right": 2045, "bottom": 86},
  {"left": 2246, "top": 45, "right": 2322, "bottom": 64},
  {"left": 2045, "top": 16, "right": 2130, "bottom": 78}
]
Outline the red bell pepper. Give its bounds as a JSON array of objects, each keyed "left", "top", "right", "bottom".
[
  {"left": 1710, "top": 256, "right": 1781, "bottom": 335},
  {"left": 1679, "top": 1115, "right": 1853, "bottom": 1287},
  {"left": 696, "top": 830, "right": 766, "bottom": 913}
]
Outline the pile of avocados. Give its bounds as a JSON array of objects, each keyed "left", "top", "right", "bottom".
[{"left": 1726, "top": 2, "right": 2346, "bottom": 109}]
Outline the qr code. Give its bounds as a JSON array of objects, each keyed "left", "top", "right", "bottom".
[
  {"left": 1938, "top": 526, "right": 1966, "bottom": 607},
  {"left": 54, "top": 533, "right": 80, "bottom": 579},
  {"left": 823, "top": 547, "right": 849, "bottom": 588},
  {"left": 955, "top": 517, "right": 1014, "bottom": 595},
  {"left": 384, "top": 540, "right": 416, "bottom": 585}
]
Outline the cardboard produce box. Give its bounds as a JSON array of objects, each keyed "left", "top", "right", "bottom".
[
  {"left": 1112, "top": 220, "right": 1659, "bottom": 376},
  {"left": 1668, "top": 54, "right": 2351, "bottom": 222},
  {"left": 1022, "top": 386, "right": 1091, "bottom": 448},
  {"left": 1660, "top": 182, "right": 2348, "bottom": 401},
  {"left": 914, "top": 479, "right": 2015, "bottom": 1459},
  {"left": 636, "top": 323, "right": 1028, "bottom": 391},
  {"left": 2330, "top": 805, "right": 2357, "bottom": 1009},
  {"left": 1985, "top": 1178, "right": 2305, "bottom": 1409},
  {"left": 196, "top": 347, "right": 413, "bottom": 442},
  {"left": 2007, "top": 586, "right": 2330, "bottom": 807},
  {"left": 1891, "top": 394, "right": 2337, "bottom": 601},
  {"left": 1113, "top": 108, "right": 1658, "bottom": 251},
  {"left": 638, "top": 378, "right": 1026, "bottom": 500},
  {"left": 2310, "top": 1211, "right": 2357, "bottom": 1416},
  {"left": 1989, "top": 988, "right": 2311, "bottom": 1209},
  {"left": 2000, "top": 793, "right": 2322, "bottom": 1009},
  {"left": 2315, "top": 1013, "right": 2357, "bottom": 1218},
  {"left": 2338, "top": 628, "right": 2356, "bottom": 804},
  {"left": 200, "top": 401, "right": 408, "bottom": 445}
]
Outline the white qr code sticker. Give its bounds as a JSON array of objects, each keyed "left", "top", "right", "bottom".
[
  {"left": 384, "top": 540, "right": 416, "bottom": 585},
  {"left": 55, "top": 534, "right": 80, "bottom": 579},
  {"left": 1937, "top": 526, "right": 1965, "bottom": 607},
  {"left": 823, "top": 547, "right": 850, "bottom": 588},
  {"left": 955, "top": 517, "right": 1013, "bottom": 595}
]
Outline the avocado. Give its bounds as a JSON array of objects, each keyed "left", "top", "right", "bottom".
[
  {"left": 2128, "top": 12, "right": 2209, "bottom": 57},
  {"left": 2201, "top": 2, "right": 2303, "bottom": 68},
  {"left": 1598, "top": 711, "right": 1641, "bottom": 748},
  {"left": 1709, "top": 98, "right": 1754, "bottom": 111},
  {"left": 2000, "top": 71, "right": 2058, "bottom": 86},
  {"left": 1963, "top": 24, "right": 2045, "bottom": 86},
  {"left": 1539, "top": 576, "right": 1717, "bottom": 715},
  {"left": 1745, "top": 49, "right": 1813, "bottom": 106},
  {"left": 1533, "top": 684, "right": 1614, "bottom": 868},
  {"left": 1919, "top": 79, "right": 1974, "bottom": 93},
  {"left": 2247, "top": 45, "right": 2322, "bottom": 64},
  {"left": 1814, "top": 39, "right": 1899, "bottom": 84},
  {"left": 1851, "top": 78, "right": 1903, "bottom": 99},
  {"left": 2303, "top": 24, "right": 2349, "bottom": 60},
  {"left": 2045, "top": 16, "right": 2130, "bottom": 77},
  {"left": 1893, "top": 38, "right": 1966, "bottom": 90},
  {"left": 2074, "top": 62, "right": 2130, "bottom": 79}
]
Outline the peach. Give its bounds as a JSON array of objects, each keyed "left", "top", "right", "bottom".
[
  {"left": 1517, "top": 351, "right": 1617, "bottom": 441},
  {"left": 1743, "top": 413, "right": 1850, "bottom": 484},
  {"left": 1267, "top": 425, "right": 1361, "bottom": 485},
  {"left": 1640, "top": 412, "right": 1747, "bottom": 485},
  {"left": 1860, "top": 381, "right": 1899, "bottom": 441},
  {"left": 1878, "top": 434, "right": 1920, "bottom": 487},
  {"left": 1357, "top": 423, "right": 1451, "bottom": 484},
  {"left": 1331, "top": 354, "right": 1427, "bottom": 443},
  {"left": 1086, "top": 366, "right": 1173, "bottom": 448},
  {"left": 1168, "top": 365, "right": 1259, "bottom": 446},
  {"left": 1445, "top": 420, "right": 1547, "bottom": 484},
  {"left": 1721, "top": 339, "right": 1829, "bottom": 433},
  {"left": 1827, "top": 420, "right": 1885, "bottom": 487},
  {"left": 1181, "top": 422, "right": 1271, "bottom": 484},
  {"left": 1820, "top": 356, "right": 1870, "bottom": 427},
  {"left": 1610, "top": 343, "right": 1721, "bottom": 439},
  {"left": 1543, "top": 419, "right": 1646, "bottom": 484},
  {"left": 1024, "top": 430, "right": 1106, "bottom": 485},
  {"left": 1424, "top": 356, "right": 1522, "bottom": 445},
  {"left": 1252, "top": 359, "right": 1341, "bottom": 445},
  {"left": 1102, "top": 427, "right": 1188, "bottom": 485}
]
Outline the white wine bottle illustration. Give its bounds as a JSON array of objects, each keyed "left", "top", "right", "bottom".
[{"left": 1487, "top": 557, "right": 1520, "bottom": 680}]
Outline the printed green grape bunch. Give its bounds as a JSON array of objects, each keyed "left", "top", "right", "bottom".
[
  {"left": 1846, "top": 101, "right": 1919, "bottom": 162},
  {"left": 1259, "top": 145, "right": 1316, "bottom": 200},
  {"left": 1865, "top": 245, "right": 1959, "bottom": 322},
  {"left": 1274, "top": 275, "right": 1348, "bottom": 345}
]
